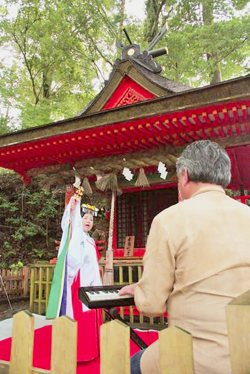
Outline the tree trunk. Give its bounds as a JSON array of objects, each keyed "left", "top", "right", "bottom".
[
  {"left": 43, "top": 71, "right": 52, "bottom": 99},
  {"left": 202, "top": 0, "right": 222, "bottom": 84},
  {"left": 145, "top": 0, "right": 166, "bottom": 43},
  {"left": 210, "top": 68, "right": 222, "bottom": 84}
]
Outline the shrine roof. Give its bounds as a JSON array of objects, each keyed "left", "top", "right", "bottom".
[
  {"left": 78, "top": 59, "right": 191, "bottom": 116},
  {"left": 0, "top": 72, "right": 249, "bottom": 190},
  {"left": 133, "top": 62, "right": 191, "bottom": 93}
]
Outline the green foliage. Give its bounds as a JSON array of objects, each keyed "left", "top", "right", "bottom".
[
  {"left": 143, "top": 0, "right": 250, "bottom": 85},
  {"left": 0, "top": 63, "right": 21, "bottom": 133},
  {"left": 0, "top": 173, "right": 62, "bottom": 266},
  {"left": 10, "top": 260, "right": 23, "bottom": 270},
  {"left": 9, "top": 260, "right": 23, "bottom": 274},
  {"left": 32, "top": 248, "right": 46, "bottom": 259},
  {"left": 0, "top": 0, "right": 120, "bottom": 131}
]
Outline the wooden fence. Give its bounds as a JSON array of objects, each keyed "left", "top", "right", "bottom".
[
  {"left": 1, "top": 289, "right": 250, "bottom": 373},
  {"left": 29, "top": 264, "right": 54, "bottom": 315},
  {"left": 101, "top": 320, "right": 194, "bottom": 374},
  {"left": 225, "top": 289, "right": 250, "bottom": 374},
  {"left": 29, "top": 261, "right": 167, "bottom": 329},
  {"left": 0, "top": 310, "right": 77, "bottom": 374},
  {"left": 0, "top": 310, "right": 193, "bottom": 374},
  {"left": 0, "top": 267, "right": 30, "bottom": 300}
]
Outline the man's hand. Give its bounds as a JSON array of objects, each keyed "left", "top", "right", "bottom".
[{"left": 118, "top": 283, "right": 138, "bottom": 296}]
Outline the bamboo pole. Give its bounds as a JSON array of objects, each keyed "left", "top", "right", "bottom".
[
  {"left": 22, "top": 266, "right": 29, "bottom": 297},
  {"left": 29, "top": 267, "right": 35, "bottom": 312},
  {"left": 38, "top": 267, "right": 43, "bottom": 315},
  {"left": 45, "top": 266, "right": 51, "bottom": 314},
  {"left": 103, "top": 191, "right": 116, "bottom": 285}
]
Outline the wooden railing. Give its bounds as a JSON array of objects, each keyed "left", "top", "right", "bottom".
[
  {"left": 29, "top": 264, "right": 54, "bottom": 315},
  {"left": 100, "top": 258, "right": 166, "bottom": 328},
  {"left": 0, "top": 267, "right": 30, "bottom": 299},
  {"left": 29, "top": 261, "right": 167, "bottom": 330}
]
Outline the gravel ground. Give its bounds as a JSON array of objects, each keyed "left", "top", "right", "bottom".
[{"left": 0, "top": 298, "right": 30, "bottom": 321}]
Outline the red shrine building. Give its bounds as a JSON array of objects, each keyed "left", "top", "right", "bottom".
[{"left": 0, "top": 50, "right": 250, "bottom": 257}]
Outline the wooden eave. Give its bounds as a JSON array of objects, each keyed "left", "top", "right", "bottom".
[
  {"left": 0, "top": 74, "right": 250, "bottom": 189},
  {"left": 0, "top": 73, "right": 249, "bottom": 148}
]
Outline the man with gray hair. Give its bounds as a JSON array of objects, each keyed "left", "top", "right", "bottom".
[{"left": 119, "top": 140, "right": 250, "bottom": 374}]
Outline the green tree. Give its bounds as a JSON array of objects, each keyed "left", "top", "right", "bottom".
[
  {"left": 0, "top": 0, "right": 120, "bottom": 130},
  {"left": 0, "top": 62, "right": 21, "bottom": 132},
  {"left": 0, "top": 173, "right": 63, "bottom": 266},
  {"left": 143, "top": 0, "right": 250, "bottom": 84}
]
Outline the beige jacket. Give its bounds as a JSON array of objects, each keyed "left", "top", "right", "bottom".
[{"left": 135, "top": 186, "right": 250, "bottom": 374}]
